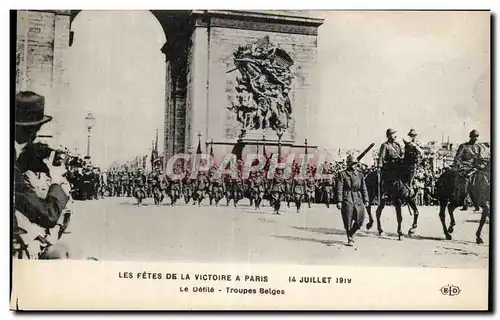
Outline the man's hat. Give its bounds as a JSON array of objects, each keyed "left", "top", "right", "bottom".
[
  {"left": 408, "top": 129, "right": 418, "bottom": 137},
  {"left": 15, "top": 91, "right": 52, "bottom": 126},
  {"left": 386, "top": 128, "right": 397, "bottom": 136},
  {"left": 469, "top": 130, "right": 480, "bottom": 138}
]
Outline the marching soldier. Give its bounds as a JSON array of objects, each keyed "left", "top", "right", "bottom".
[
  {"left": 182, "top": 170, "right": 195, "bottom": 204},
  {"left": 114, "top": 170, "right": 122, "bottom": 197},
  {"left": 224, "top": 174, "right": 235, "bottom": 206},
  {"left": 269, "top": 170, "right": 287, "bottom": 215},
  {"left": 305, "top": 175, "right": 316, "bottom": 209},
  {"left": 250, "top": 171, "right": 266, "bottom": 209},
  {"left": 120, "top": 171, "right": 129, "bottom": 197},
  {"left": 233, "top": 174, "right": 244, "bottom": 207},
  {"left": 151, "top": 169, "right": 166, "bottom": 206},
  {"left": 291, "top": 175, "right": 306, "bottom": 213},
  {"left": 320, "top": 169, "right": 335, "bottom": 208},
  {"left": 106, "top": 170, "right": 114, "bottom": 197},
  {"left": 285, "top": 175, "right": 293, "bottom": 208},
  {"left": 195, "top": 171, "right": 210, "bottom": 207},
  {"left": 210, "top": 172, "right": 225, "bottom": 207},
  {"left": 91, "top": 167, "right": 101, "bottom": 200},
  {"left": 81, "top": 163, "right": 94, "bottom": 200},
  {"left": 335, "top": 155, "right": 369, "bottom": 246},
  {"left": 132, "top": 168, "right": 147, "bottom": 206},
  {"left": 127, "top": 170, "right": 135, "bottom": 197},
  {"left": 168, "top": 169, "right": 183, "bottom": 206}
]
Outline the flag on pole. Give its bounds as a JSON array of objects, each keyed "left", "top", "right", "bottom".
[{"left": 151, "top": 129, "right": 159, "bottom": 170}]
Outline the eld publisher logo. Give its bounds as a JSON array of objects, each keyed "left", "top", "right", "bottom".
[{"left": 440, "top": 285, "right": 461, "bottom": 296}]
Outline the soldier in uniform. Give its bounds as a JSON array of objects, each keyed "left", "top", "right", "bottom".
[
  {"left": 106, "top": 170, "right": 114, "bottom": 197},
  {"left": 120, "top": 171, "right": 129, "bottom": 197},
  {"left": 250, "top": 171, "right": 266, "bottom": 210},
  {"left": 376, "top": 128, "right": 404, "bottom": 213},
  {"left": 224, "top": 174, "right": 235, "bottom": 206},
  {"left": 233, "top": 174, "right": 245, "bottom": 207},
  {"left": 210, "top": 172, "right": 225, "bottom": 207},
  {"left": 320, "top": 168, "right": 335, "bottom": 208},
  {"left": 305, "top": 175, "right": 316, "bottom": 209},
  {"left": 402, "top": 129, "right": 424, "bottom": 189},
  {"left": 132, "top": 168, "right": 147, "bottom": 206},
  {"left": 291, "top": 175, "right": 306, "bottom": 213},
  {"left": 128, "top": 170, "right": 135, "bottom": 197},
  {"left": 81, "top": 162, "right": 94, "bottom": 200},
  {"left": 182, "top": 169, "right": 195, "bottom": 205},
  {"left": 195, "top": 171, "right": 210, "bottom": 207},
  {"left": 168, "top": 168, "right": 183, "bottom": 206},
  {"left": 453, "top": 130, "right": 485, "bottom": 210},
  {"left": 91, "top": 167, "right": 100, "bottom": 200},
  {"left": 151, "top": 168, "right": 166, "bottom": 206},
  {"left": 335, "top": 155, "right": 369, "bottom": 246},
  {"left": 113, "top": 170, "right": 121, "bottom": 196},
  {"left": 285, "top": 174, "right": 293, "bottom": 208},
  {"left": 269, "top": 170, "right": 287, "bottom": 215}
]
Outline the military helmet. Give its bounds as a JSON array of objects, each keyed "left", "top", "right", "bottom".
[
  {"left": 408, "top": 129, "right": 418, "bottom": 137},
  {"left": 386, "top": 128, "right": 397, "bottom": 137},
  {"left": 346, "top": 154, "right": 358, "bottom": 165},
  {"left": 469, "top": 130, "right": 479, "bottom": 138}
]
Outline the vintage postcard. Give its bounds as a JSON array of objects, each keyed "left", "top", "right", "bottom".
[{"left": 11, "top": 9, "right": 491, "bottom": 310}]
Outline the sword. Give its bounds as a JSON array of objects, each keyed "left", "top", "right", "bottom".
[
  {"left": 357, "top": 143, "right": 376, "bottom": 162},
  {"left": 377, "top": 169, "right": 381, "bottom": 205}
]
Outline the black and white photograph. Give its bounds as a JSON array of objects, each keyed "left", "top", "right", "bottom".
[{"left": 10, "top": 9, "right": 491, "bottom": 310}]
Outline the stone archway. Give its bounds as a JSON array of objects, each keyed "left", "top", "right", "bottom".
[{"left": 15, "top": 10, "right": 324, "bottom": 168}]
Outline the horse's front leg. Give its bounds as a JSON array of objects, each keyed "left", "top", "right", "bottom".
[
  {"left": 476, "top": 201, "right": 489, "bottom": 244},
  {"left": 366, "top": 204, "right": 374, "bottom": 230},
  {"left": 376, "top": 199, "right": 386, "bottom": 236},
  {"left": 395, "top": 201, "right": 404, "bottom": 241},
  {"left": 439, "top": 202, "right": 452, "bottom": 240},
  {"left": 447, "top": 204, "right": 457, "bottom": 234},
  {"left": 408, "top": 199, "right": 419, "bottom": 237}
]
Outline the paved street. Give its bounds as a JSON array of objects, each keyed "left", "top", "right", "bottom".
[{"left": 62, "top": 197, "right": 489, "bottom": 269}]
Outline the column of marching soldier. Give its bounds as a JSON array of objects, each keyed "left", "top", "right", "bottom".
[{"left": 100, "top": 157, "right": 442, "bottom": 212}]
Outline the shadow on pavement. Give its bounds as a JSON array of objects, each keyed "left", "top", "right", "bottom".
[
  {"left": 272, "top": 235, "right": 345, "bottom": 247},
  {"left": 291, "top": 226, "right": 401, "bottom": 240},
  {"left": 464, "top": 219, "right": 489, "bottom": 224},
  {"left": 414, "top": 235, "right": 476, "bottom": 246}
]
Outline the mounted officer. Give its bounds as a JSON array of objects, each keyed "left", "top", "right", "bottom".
[
  {"left": 377, "top": 128, "right": 404, "bottom": 205},
  {"left": 402, "top": 129, "right": 424, "bottom": 187},
  {"left": 452, "top": 129, "right": 487, "bottom": 210}
]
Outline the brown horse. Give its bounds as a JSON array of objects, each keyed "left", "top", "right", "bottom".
[{"left": 435, "top": 157, "right": 490, "bottom": 244}]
